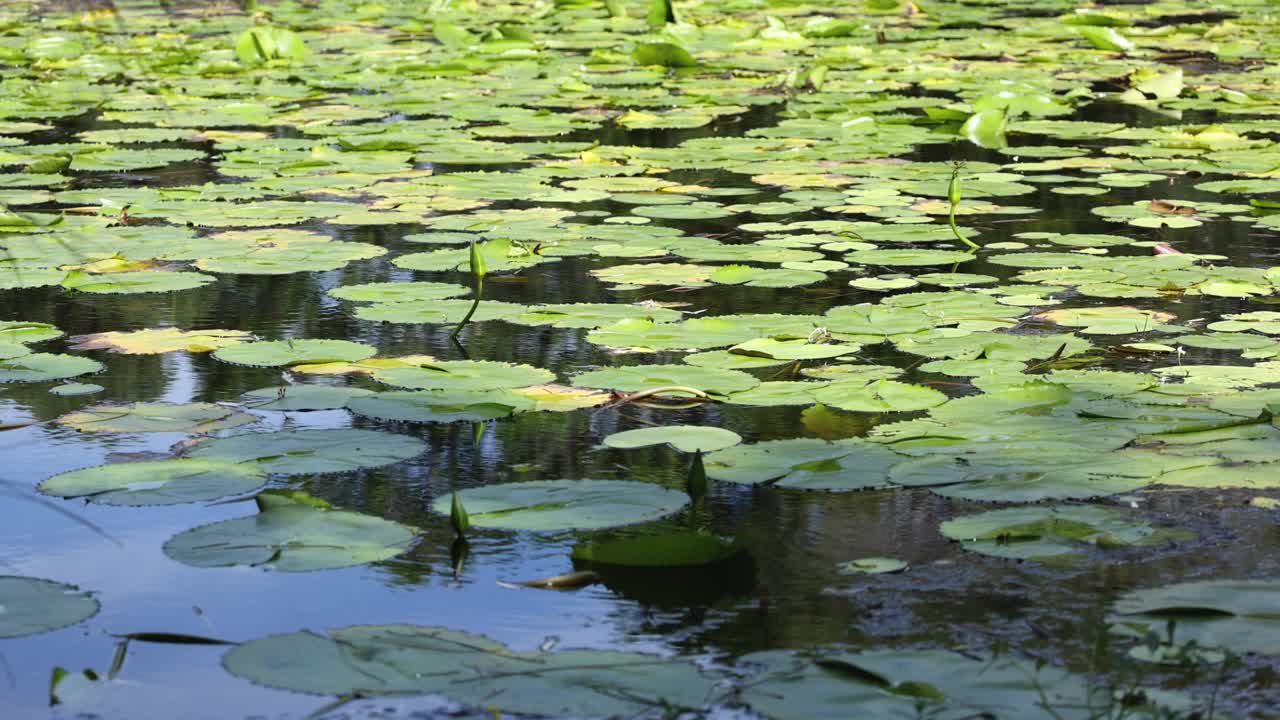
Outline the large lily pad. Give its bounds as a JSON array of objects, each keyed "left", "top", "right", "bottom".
[
  {"left": 602, "top": 426, "right": 742, "bottom": 453},
  {"left": 67, "top": 328, "right": 253, "bottom": 354},
  {"left": 0, "top": 576, "right": 99, "bottom": 639},
  {"left": 705, "top": 438, "right": 902, "bottom": 491},
  {"left": 57, "top": 402, "right": 256, "bottom": 433},
  {"left": 370, "top": 360, "right": 554, "bottom": 391},
  {"left": 571, "top": 364, "right": 758, "bottom": 397},
  {"left": 347, "top": 390, "right": 535, "bottom": 423},
  {"left": 186, "top": 429, "right": 426, "bottom": 475},
  {"left": 164, "top": 491, "right": 417, "bottom": 572},
  {"left": 431, "top": 480, "right": 688, "bottom": 531},
  {"left": 0, "top": 353, "right": 102, "bottom": 383},
  {"left": 1111, "top": 579, "right": 1280, "bottom": 656},
  {"left": 38, "top": 459, "right": 268, "bottom": 506},
  {"left": 939, "top": 505, "right": 1188, "bottom": 561},
  {"left": 222, "top": 624, "right": 720, "bottom": 715}
]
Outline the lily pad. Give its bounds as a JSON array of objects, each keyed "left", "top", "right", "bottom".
[
  {"left": 186, "top": 429, "right": 426, "bottom": 475},
  {"left": 347, "top": 390, "right": 535, "bottom": 423},
  {"left": 38, "top": 459, "right": 268, "bottom": 506},
  {"left": 602, "top": 426, "right": 742, "bottom": 453},
  {"left": 222, "top": 624, "right": 719, "bottom": 716},
  {"left": 705, "top": 438, "right": 902, "bottom": 491},
  {"left": 571, "top": 365, "right": 758, "bottom": 397},
  {"left": 0, "top": 576, "right": 99, "bottom": 639},
  {"left": 242, "top": 385, "right": 375, "bottom": 411},
  {"left": 67, "top": 328, "right": 253, "bottom": 354},
  {"left": 370, "top": 361, "right": 554, "bottom": 391},
  {"left": 58, "top": 402, "right": 256, "bottom": 433},
  {"left": 164, "top": 491, "right": 416, "bottom": 572},
  {"left": 431, "top": 480, "right": 688, "bottom": 531},
  {"left": 571, "top": 533, "right": 740, "bottom": 567},
  {"left": 1112, "top": 579, "right": 1280, "bottom": 656},
  {"left": 940, "top": 505, "right": 1188, "bottom": 561},
  {"left": 0, "top": 353, "right": 102, "bottom": 383},
  {"left": 213, "top": 340, "right": 376, "bottom": 368}
]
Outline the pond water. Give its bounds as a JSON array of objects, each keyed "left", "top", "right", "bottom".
[{"left": 1, "top": 1, "right": 1279, "bottom": 718}]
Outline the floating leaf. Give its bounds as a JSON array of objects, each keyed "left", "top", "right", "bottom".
[
  {"left": 213, "top": 340, "right": 376, "bottom": 368},
  {"left": 241, "top": 385, "right": 374, "bottom": 411},
  {"left": 0, "top": 353, "right": 102, "bottom": 383},
  {"left": 223, "top": 624, "right": 719, "bottom": 716},
  {"left": 165, "top": 491, "right": 416, "bottom": 572},
  {"left": 347, "top": 390, "right": 534, "bottom": 423},
  {"left": 39, "top": 459, "right": 268, "bottom": 506},
  {"left": 0, "top": 577, "right": 99, "bottom": 639},
  {"left": 58, "top": 402, "right": 256, "bottom": 433},
  {"left": 186, "top": 429, "right": 425, "bottom": 475},
  {"left": 705, "top": 438, "right": 901, "bottom": 491},
  {"left": 431, "top": 480, "right": 688, "bottom": 531},
  {"left": 370, "top": 360, "right": 554, "bottom": 391},
  {"left": 603, "top": 426, "right": 742, "bottom": 453},
  {"left": 571, "top": 365, "right": 758, "bottom": 397},
  {"left": 940, "top": 505, "right": 1188, "bottom": 561},
  {"left": 1112, "top": 579, "right": 1280, "bottom": 656},
  {"left": 571, "top": 533, "right": 739, "bottom": 567},
  {"left": 67, "top": 328, "right": 253, "bottom": 355}
]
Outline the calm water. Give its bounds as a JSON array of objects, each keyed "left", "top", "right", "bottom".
[{"left": 2, "top": 97, "right": 1279, "bottom": 719}]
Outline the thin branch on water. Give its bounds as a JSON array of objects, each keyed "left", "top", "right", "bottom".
[{"left": 0, "top": 479, "right": 121, "bottom": 547}]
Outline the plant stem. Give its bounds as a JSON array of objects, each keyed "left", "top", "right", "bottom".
[
  {"left": 450, "top": 276, "right": 482, "bottom": 339},
  {"left": 949, "top": 202, "right": 980, "bottom": 251}
]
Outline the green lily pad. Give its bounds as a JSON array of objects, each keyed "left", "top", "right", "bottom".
[
  {"left": 242, "top": 385, "right": 375, "bottom": 411},
  {"left": 370, "top": 361, "right": 554, "bottom": 391},
  {"left": 705, "top": 438, "right": 901, "bottom": 491},
  {"left": 571, "top": 364, "right": 759, "bottom": 397},
  {"left": 0, "top": 576, "right": 99, "bottom": 639},
  {"left": 737, "top": 648, "right": 1170, "bottom": 720},
  {"left": 347, "top": 390, "right": 534, "bottom": 423},
  {"left": 1111, "top": 579, "right": 1280, "bottom": 656},
  {"left": 0, "top": 353, "right": 102, "bottom": 383},
  {"left": 0, "top": 320, "right": 61, "bottom": 344},
  {"left": 62, "top": 270, "right": 216, "bottom": 294},
  {"left": 812, "top": 380, "right": 948, "bottom": 413},
  {"left": 845, "top": 249, "right": 975, "bottom": 267},
  {"left": 571, "top": 533, "right": 739, "bottom": 567},
  {"left": 328, "top": 282, "right": 470, "bottom": 303},
  {"left": 38, "top": 459, "right": 268, "bottom": 506},
  {"left": 602, "top": 426, "right": 742, "bottom": 453},
  {"left": 213, "top": 340, "right": 376, "bottom": 368},
  {"left": 57, "top": 402, "right": 257, "bottom": 433},
  {"left": 186, "top": 429, "right": 426, "bottom": 475},
  {"left": 940, "top": 505, "right": 1188, "bottom": 561},
  {"left": 223, "top": 624, "right": 719, "bottom": 716},
  {"left": 164, "top": 491, "right": 416, "bottom": 572},
  {"left": 432, "top": 480, "right": 688, "bottom": 531},
  {"left": 49, "top": 382, "right": 103, "bottom": 397}
]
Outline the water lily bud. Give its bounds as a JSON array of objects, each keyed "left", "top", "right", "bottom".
[{"left": 450, "top": 492, "right": 470, "bottom": 536}]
